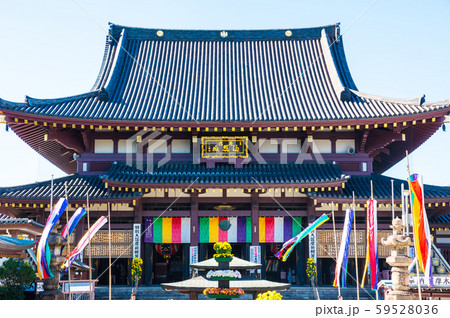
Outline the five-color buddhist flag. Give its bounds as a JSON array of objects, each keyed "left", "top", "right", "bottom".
[
  {"left": 144, "top": 217, "right": 191, "bottom": 243},
  {"left": 333, "top": 209, "right": 354, "bottom": 288},
  {"left": 410, "top": 173, "right": 433, "bottom": 287}
]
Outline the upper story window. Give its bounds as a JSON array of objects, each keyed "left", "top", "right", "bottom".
[
  {"left": 148, "top": 139, "right": 168, "bottom": 154},
  {"left": 171, "top": 139, "right": 191, "bottom": 153},
  {"left": 94, "top": 139, "right": 114, "bottom": 154},
  {"left": 118, "top": 139, "right": 137, "bottom": 153},
  {"left": 313, "top": 140, "right": 331, "bottom": 153},
  {"left": 258, "top": 138, "right": 278, "bottom": 154},
  {"left": 281, "top": 138, "right": 301, "bottom": 153},
  {"left": 336, "top": 139, "right": 356, "bottom": 154}
]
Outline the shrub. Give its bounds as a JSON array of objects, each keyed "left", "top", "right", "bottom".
[{"left": 0, "top": 259, "right": 36, "bottom": 300}]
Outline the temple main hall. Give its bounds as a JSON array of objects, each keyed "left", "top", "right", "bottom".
[{"left": 0, "top": 23, "right": 449, "bottom": 286}]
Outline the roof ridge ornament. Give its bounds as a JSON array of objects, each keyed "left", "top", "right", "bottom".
[
  {"left": 340, "top": 88, "right": 352, "bottom": 102},
  {"left": 97, "top": 88, "right": 109, "bottom": 102},
  {"left": 335, "top": 23, "right": 341, "bottom": 43},
  {"left": 420, "top": 94, "right": 426, "bottom": 105}
]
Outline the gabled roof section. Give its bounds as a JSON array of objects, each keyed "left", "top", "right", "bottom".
[{"left": 1, "top": 23, "right": 448, "bottom": 123}]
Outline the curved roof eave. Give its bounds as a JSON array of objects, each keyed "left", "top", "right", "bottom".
[{"left": 0, "top": 23, "right": 449, "bottom": 123}]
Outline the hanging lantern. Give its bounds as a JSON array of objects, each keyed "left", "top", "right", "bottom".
[
  {"left": 270, "top": 243, "right": 278, "bottom": 255},
  {"left": 155, "top": 244, "right": 179, "bottom": 259}
]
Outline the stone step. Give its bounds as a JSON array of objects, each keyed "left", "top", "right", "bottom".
[{"left": 94, "top": 285, "right": 376, "bottom": 300}]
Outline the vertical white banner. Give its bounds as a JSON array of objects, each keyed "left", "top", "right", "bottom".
[
  {"left": 132, "top": 224, "right": 141, "bottom": 259},
  {"left": 308, "top": 225, "right": 317, "bottom": 262},
  {"left": 250, "top": 245, "right": 261, "bottom": 274},
  {"left": 250, "top": 245, "right": 261, "bottom": 264},
  {"left": 189, "top": 246, "right": 198, "bottom": 274}
]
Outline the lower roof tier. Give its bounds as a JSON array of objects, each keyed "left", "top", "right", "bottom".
[
  {"left": 104, "top": 161, "right": 348, "bottom": 189},
  {"left": 310, "top": 173, "right": 450, "bottom": 202},
  {"left": 0, "top": 167, "right": 449, "bottom": 206},
  {"left": 0, "top": 174, "right": 140, "bottom": 204}
]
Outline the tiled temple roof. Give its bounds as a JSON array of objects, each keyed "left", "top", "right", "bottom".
[
  {"left": 429, "top": 214, "right": 450, "bottom": 225},
  {"left": 104, "top": 161, "right": 348, "bottom": 188},
  {"left": 0, "top": 217, "right": 43, "bottom": 228},
  {"left": 0, "top": 174, "right": 140, "bottom": 203},
  {"left": 310, "top": 173, "right": 450, "bottom": 201},
  {"left": 1, "top": 23, "right": 449, "bottom": 123}
]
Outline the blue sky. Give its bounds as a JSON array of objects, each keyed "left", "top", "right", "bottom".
[{"left": 0, "top": 0, "right": 449, "bottom": 186}]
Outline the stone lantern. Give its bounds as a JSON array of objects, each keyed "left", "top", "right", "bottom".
[
  {"left": 37, "top": 222, "right": 67, "bottom": 300},
  {"left": 381, "top": 217, "right": 416, "bottom": 300}
]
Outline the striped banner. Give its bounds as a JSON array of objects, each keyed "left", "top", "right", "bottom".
[
  {"left": 259, "top": 217, "right": 302, "bottom": 243},
  {"left": 200, "top": 217, "right": 251, "bottom": 243},
  {"left": 144, "top": 217, "right": 303, "bottom": 244},
  {"left": 144, "top": 217, "right": 191, "bottom": 243},
  {"left": 333, "top": 209, "right": 354, "bottom": 288},
  {"left": 199, "top": 216, "right": 302, "bottom": 243},
  {"left": 410, "top": 174, "right": 433, "bottom": 287}
]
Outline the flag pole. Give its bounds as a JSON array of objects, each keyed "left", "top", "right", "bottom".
[
  {"left": 352, "top": 191, "right": 360, "bottom": 300},
  {"left": 108, "top": 202, "right": 112, "bottom": 300},
  {"left": 86, "top": 193, "right": 92, "bottom": 300},
  {"left": 64, "top": 181, "right": 71, "bottom": 300},
  {"left": 406, "top": 150, "right": 422, "bottom": 300},
  {"left": 401, "top": 182, "right": 405, "bottom": 236},
  {"left": 50, "top": 175, "right": 54, "bottom": 212},
  {"left": 391, "top": 179, "right": 395, "bottom": 234},
  {"left": 331, "top": 201, "right": 341, "bottom": 298},
  {"left": 405, "top": 184, "right": 410, "bottom": 237}
]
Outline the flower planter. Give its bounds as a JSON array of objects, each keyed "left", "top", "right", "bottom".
[
  {"left": 214, "top": 257, "right": 233, "bottom": 263},
  {"left": 209, "top": 276, "right": 236, "bottom": 281},
  {"left": 207, "top": 294, "right": 241, "bottom": 299}
]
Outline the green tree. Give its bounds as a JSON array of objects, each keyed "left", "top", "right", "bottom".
[{"left": 0, "top": 259, "right": 36, "bottom": 300}]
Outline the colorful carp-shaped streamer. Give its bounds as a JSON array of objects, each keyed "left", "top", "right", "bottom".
[
  {"left": 361, "top": 199, "right": 379, "bottom": 290},
  {"left": 61, "top": 207, "right": 86, "bottom": 239},
  {"left": 333, "top": 209, "right": 354, "bottom": 288},
  {"left": 410, "top": 174, "right": 433, "bottom": 287},
  {"left": 275, "top": 214, "right": 329, "bottom": 262},
  {"left": 36, "top": 198, "right": 68, "bottom": 280},
  {"left": 61, "top": 216, "right": 108, "bottom": 270},
  {"left": 61, "top": 207, "right": 87, "bottom": 253}
]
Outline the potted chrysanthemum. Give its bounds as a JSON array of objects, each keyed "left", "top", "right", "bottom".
[
  {"left": 206, "top": 269, "right": 241, "bottom": 281},
  {"left": 213, "top": 242, "right": 233, "bottom": 262},
  {"left": 203, "top": 287, "right": 244, "bottom": 299}
]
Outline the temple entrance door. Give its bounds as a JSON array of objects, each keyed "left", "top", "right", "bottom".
[
  {"left": 318, "top": 258, "right": 335, "bottom": 286},
  {"left": 263, "top": 243, "right": 296, "bottom": 283},
  {"left": 153, "top": 244, "right": 183, "bottom": 283},
  {"left": 95, "top": 258, "right": 130, "bottom": 286}
]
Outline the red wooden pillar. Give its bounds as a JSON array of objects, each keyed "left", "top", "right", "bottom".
[
  {"left": 190, "top": 192, "right": 198, "bottom": 246},
  {"left": 251, "top": 191, "right": 259, "bottom": 246}
]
